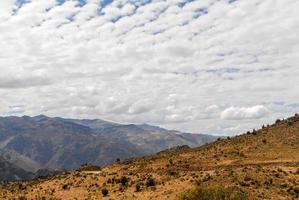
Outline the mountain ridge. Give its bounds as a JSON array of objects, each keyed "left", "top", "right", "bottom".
[{"left": 0, "top": 115, "right": 218, "bottom": 180}]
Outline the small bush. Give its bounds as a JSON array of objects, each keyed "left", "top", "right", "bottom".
[
  {"left": 239, "top": 152, "right": 246, "bottom": 157},
  {"left": 169, "top": 159, "right": 174, "bottom": 165},
  {"left": 101, "top": 188, "right": 109, "bottom": 197},
  {"left": 146, "top": 178, "right": 156, "bottom": 187},
  {"left": 262, "top": 139, "right": 267, "bottom": 144},
  {"left": 181, "top": 186, "right": 248, "bottom": 200},
  {"left": 168, "top": 170, "right": 178, "bottom": 176},
  {"left": 62, "top": 184, "right": 69, "bottom": 190},
  {"left": 120, "top": 176, "right": 129, "bottom": 186},
  {"left": 252, "top": 129, "right": 257, "bottom": 135},
  {"left": 287, "top": 120, "right": 293, "bottom": 126},
  {"left": 135, "top": 184, "right": 142, "bottom": 192}
]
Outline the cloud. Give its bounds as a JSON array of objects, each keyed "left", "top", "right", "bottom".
[
  {"left": 0, "top": 0, "right": 298, "bottom": 135},
  {"left": 5, "top": 105, "right": 26, "bottom": 115},
  {"left": 0, "top": 76, "right": 52, "bottom": 89},
  {"left": 221, "top": 105, "right": 269, "bottom": 120}
]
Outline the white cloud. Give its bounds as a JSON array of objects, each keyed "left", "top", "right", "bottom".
[
  {"left": 221, "top": 105, "right": 269, "bottom": 120},
  {"left": 0, "top": 0, "right": 298, "bottom": 135}
]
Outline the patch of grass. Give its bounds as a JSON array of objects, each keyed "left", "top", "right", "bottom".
[{"left": 181, "top": 186, "right": 248, "bottom": 200}]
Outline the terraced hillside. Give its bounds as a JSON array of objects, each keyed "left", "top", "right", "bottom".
[{"left": 0, "top": 114, "right": 298, "bottom": 200}]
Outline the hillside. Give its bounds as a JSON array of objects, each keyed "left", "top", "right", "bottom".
[
  {"left": 0, "top": 155, "right": 33, "bottom": 181},
  {"left": 0, "top": 115, "right": 216, "bottom": 176},
  {"left": 0, "top": 114, "right": 298, "bottom": 199}
]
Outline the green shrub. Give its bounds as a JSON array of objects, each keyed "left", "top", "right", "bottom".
[{"left": 181, "top": 186, "right": 248, "bottom": 200}]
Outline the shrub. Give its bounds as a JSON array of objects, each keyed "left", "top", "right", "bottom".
[
  {"left": 276, "top": 119, "right": 281, "bottom": 124},
  {"left": 62, "top": 184, "right": 69, "bottom": 190},
  {"left": 252, "top": 129, "right": 257, "bottom": 135},
  {"left": 262, "top": 139, "right": 267, "bottom": 144},
  {"left": 168, "top": 170, "right": 178, "bottom": 176},
  {"left": 146, "top": 178, "right": 156, "bottom": 187},
  {"left": 120, "top": 176, "right": 129, "bottom": 186},
  {"left": 101, "top": 188, "right": 109, "bottom": 197},
  {"left": 287, "top": 120, "right": 293, "bottom": 126},
  {"left": 181, "top": 186, "right": 248, "bottom": 200},
  {"left": 135, "top": 184, "right": 142, "bottom": 192},
  {"left": 239, "top": 152, "right": 246, "bottom": 157}
]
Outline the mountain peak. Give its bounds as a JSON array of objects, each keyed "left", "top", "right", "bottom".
[{"left": 33, "top": 114, "right": 49, "bottom": 121}]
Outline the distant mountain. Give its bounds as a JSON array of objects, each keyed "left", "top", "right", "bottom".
[
  {"left": 0, "top": 148, "right": 41, "bottom": 172},
  {"left": 0, "top": 155, "right": 33, "bottom": 181},
  {"left": 91, "top": 123, "right": 216, "bottom": 154},
  {"left": 0, "top": 115, "right": 218, "bottom": 180}
]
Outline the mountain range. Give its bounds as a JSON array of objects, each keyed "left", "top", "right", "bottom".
[
  {"left": 1, "top": 114, "right": 298, "bottom": 199},
  {"left": 0, "top": 115, "right": 218, "bottom": 180}
]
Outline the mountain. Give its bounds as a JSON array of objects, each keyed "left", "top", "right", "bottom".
[
  {"left": 1, "top": 114, "right": 297, "bottom": 199},
  {"left": 0, "top": 148, "right": 41, "bottom": 172},
  {"left": 92, "top": 123, "right": 215, "bottom": 154},
  {"left": 0, "top": 155, "right": 33, "bottom": 181},
  {"left": 0, "top": 115, "right": 217, "bottom": 178}
]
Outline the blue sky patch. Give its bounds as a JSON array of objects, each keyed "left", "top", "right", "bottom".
[
  {"left": 13, "top": 0, "right": 31, "bottom": 15},
  {"left": 129, "top": 0, "right": 152, "bottom": 7},
  {"left": 56, "top": 0, "right": 66, "bottom": 5},
  {"left": 76, "top": 0, "right": 87, "bottom": 7},
  {"left": 100, "top": 0, "right": 113, "bottom": 8},
  {"left": 194, "top": 8, "right": 208, "bottom": 19},
  {"left": 178, "top": 0, "right": 194, "bottom": 8}
]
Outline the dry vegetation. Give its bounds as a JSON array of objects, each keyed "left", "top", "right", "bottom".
[{"left": 0, "top": 114, "right": 298, "bottom": 200}]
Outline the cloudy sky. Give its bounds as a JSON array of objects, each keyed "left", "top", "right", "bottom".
[{"left": 0, "top": 0, "right": 298, "bottom": 135}]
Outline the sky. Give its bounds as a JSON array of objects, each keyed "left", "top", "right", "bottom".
[{"left": 0, "top": 0, "right": 298, "bottom": 136}]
